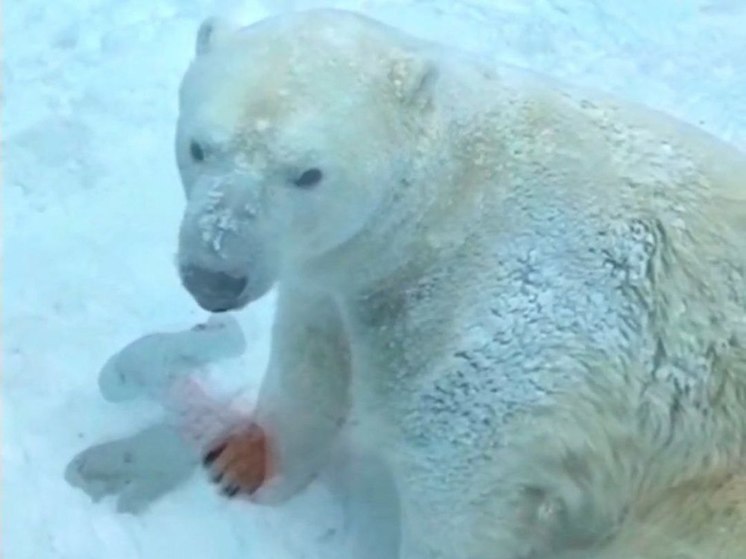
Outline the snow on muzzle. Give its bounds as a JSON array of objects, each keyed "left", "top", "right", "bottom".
[{"left": 177, "top": 177, "right": 277, "bottom": 312}]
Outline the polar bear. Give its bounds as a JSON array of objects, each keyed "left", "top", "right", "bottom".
[{"left": 174, "top": 9, "right": 746, "bottom": 559}]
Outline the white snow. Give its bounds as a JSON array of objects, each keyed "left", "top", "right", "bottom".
[{"left": 3, "top": 1, "right": 745, "bottom": 557}]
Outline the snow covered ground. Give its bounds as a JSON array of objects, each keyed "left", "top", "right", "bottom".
[{"left": 3, "top": 0, "right": 745, "bottom": 557}]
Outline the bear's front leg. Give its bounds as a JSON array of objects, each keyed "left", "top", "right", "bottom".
[{"left": 202, "top": 284, "right": 352, "bottom": 504}]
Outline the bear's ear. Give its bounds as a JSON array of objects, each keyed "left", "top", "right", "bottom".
[
  {"left": 387, "top": 51, "right": 439, "bottom": 109},
  {"left": 195, "top": 16, "right": 240, "bottom": 55}
]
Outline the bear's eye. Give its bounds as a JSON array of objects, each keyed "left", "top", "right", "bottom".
[
  {"left": 293, "top": 168, "right": 323, "bottom": 188},
  {"left": 190, "top": 140, "right": 206, "bottom": 162}
]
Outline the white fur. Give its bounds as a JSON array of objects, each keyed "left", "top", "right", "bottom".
[{"left": 176, "top": 9, "right": 746, "bottom": 558}]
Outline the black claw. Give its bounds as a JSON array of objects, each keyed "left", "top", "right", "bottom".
[
  {"left": 211, "top": 471, "right": 224, "bottom": 484},
  {"left": 222, "top": 485, "right": 240, "bottom": 498},
  {"left": 203, "top": 444, "right": 226, "bottom": 467}
]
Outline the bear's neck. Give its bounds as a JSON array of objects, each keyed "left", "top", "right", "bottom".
[{"left": 295, "top": 61, "right": 522, "bottom": 297}]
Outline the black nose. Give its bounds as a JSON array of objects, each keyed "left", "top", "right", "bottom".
[{"left": 180, "top": 265, "right": 248, "bottom": 312}]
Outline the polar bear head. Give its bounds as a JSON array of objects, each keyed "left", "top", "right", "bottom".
[{"left": 175, "top": 10, "right": 439, "bottom": 312}]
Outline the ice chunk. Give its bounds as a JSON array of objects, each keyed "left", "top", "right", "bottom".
[{"left": 98, "top": 314, "right": 246, "bottom": 403}]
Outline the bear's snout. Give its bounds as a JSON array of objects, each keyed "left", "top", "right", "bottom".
[{"left": 179, "top": 265, "right": 249, "bottom": 313}]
